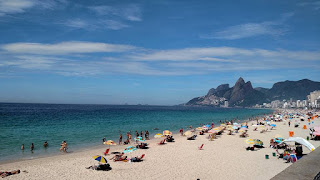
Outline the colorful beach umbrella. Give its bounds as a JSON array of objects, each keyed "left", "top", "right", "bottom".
[
  {"left": 163, "top": 130, "right": 172, "bottom": 136},
  {"left": 154, "top": 133, "right": 164, "bottom": 138},
  {"left": 270, "top": 124, "right": 276, "bottom": 127},
  {"left": 134, "top": 136, "right": 145, "bottom": 142},
  {"left": 208, "top": 129, "right": 217, "bottom": 134},
  {"left": 245, "top": 139, "right": 255, "bottom": 145},
  {"left": 196, "top": 127, "right": 203, "bottom": 131},
  {"left": 123, "top": 146, "right": 137, "bottom": 153},
  {"left": 184, "top": 131, "right": 193, "bottom": 136},
  {"left": 104, "top": 140, "right": 116, "bottom": 146},
  {"left": 205, "top": 124, "right": 211, "bottom": 128},
  {"left": 93, "top": 155, "right": 107, "bottom": 164}
]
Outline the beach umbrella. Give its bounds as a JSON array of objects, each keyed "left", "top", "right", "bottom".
[
  {"left": 281, "top": 137, "right": 315, "bottom": 151},
  {"left": 254, "top": 139, "right": 263, "bottom": 146},
  {"left": 232, "top": 126, "right": 239, "bottom": 130},
  {"left": 208, "top": 129, "right": 217, "bottom": 134},
  {"left": 213, "top": 127, "right": 221, "bottom": 131},
  {"left": 93, "top": 155, "right": 107, "bottom": 164},
  {"left": 270, "top": 124, "right": 276, "bottom": 127},
  {"left": 196, "top": 127, "right": 203, "bottom": 131},
  {"left": 241, "top": 125, "right": 248, "bottom": 128},
  {"left": 202, "top": 126, "right": 209, "bottom": 130},
  {"left": 123, "top": 146, "right": 137, "bottom": 153},
  {"left": 163, "top": 130, "right": 172, "bottom": 136},
  {"left": 104, "top": 140, "right": 117, "bottom": 150},
  {"left": 233, "top": 123, "right": 239, "bottom": 126},
  {"left": 104, "top": 140, "right": 116, "bottom": 146},
  {"left": 205, "top": 124, "right": 211, "bottom": 128},
  {"left": 184, "top": 131, "right": 193, "bottom": 136},
  {"left": 154, "top": 133, "right": 164, "bottom": 138},
  {"left": 245, "top": 139, "right": 255, "bottom": 145},
  {"left": 134, "top": 136, "right": 145, "bottom": 142},
  {"left": 220, "top": 124, "right": 226, "bottom": 127}
]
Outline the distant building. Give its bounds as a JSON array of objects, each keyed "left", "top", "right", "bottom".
[
  {"left": 308, "top": 90, "right": 320, "bottom": 108},
  {"left": 224, "top": 100, "right": 229, "bottom": 107}
]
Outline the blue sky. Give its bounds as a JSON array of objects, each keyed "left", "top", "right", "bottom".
[{"left": 0, "top": 0, "right": 319, "bottom": 105}]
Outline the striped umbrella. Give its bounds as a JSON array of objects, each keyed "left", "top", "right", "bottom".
[{"left": 93, "top": 155, "right": 107, "bottom": 164}]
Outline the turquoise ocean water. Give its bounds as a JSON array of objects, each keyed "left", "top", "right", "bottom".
[{"left": 0, "top": 103, "right": 272, "bottom": 162}]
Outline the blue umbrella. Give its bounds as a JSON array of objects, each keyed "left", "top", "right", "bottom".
[
  {"left": 270, "top": 124, "right": 276, "bottom": 127},
  {"left": 274, "top": 138, "right": 283, "bottom": 143},
  {"left": 241, "top": 126, "right": 248, "bottom": 128},
  {"left": 205, "top": 124, "right": 211, "bottom": 128}
]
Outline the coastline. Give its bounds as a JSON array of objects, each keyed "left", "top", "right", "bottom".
[
  {"left": 0, "top": 109, "right": 272, "bottom": 165},
  {"left": 2, "top": 108, "right": 319, "bottom": 179}
]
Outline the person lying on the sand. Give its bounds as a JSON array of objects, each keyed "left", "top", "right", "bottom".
[
  {"left": 0, "top": 170, "right": 20, "bottom": 178},
  {"left": 110, "top": 153, "right": 127, "bottom": 161}
]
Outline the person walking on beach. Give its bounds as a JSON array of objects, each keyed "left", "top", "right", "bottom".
[
  {"left": 288, "top": 121, "right": 291, "bottom": 127},
  {"left": 119, "top": 134, "right": 122, "bottom": 145},
  {"left": 140, "top": 131, "right": 143, "bottom": 138},
  {"left": 30, "top": 143, "right": 34, "bottom": 151},
  {"left": 21, "top": 144, "right": 24, "bottom": 150},
  {"left": 135, "top": 131, "right": 139, "bottom": 138},
  {"left": 102, "top": 137, "right": 106, "bottom": 142}
]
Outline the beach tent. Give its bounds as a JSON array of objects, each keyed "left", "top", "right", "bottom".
[{"left": 281, "top": 137, "right": 315, "bottom": 151}]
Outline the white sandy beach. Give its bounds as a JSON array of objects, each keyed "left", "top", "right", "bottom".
[{"left": 1, "top": 110, "right": 320, "bottom": 180}]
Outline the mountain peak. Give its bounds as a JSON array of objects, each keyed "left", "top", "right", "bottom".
[{"left": 235, "top": 77, "right": 245, "bottom": 86}]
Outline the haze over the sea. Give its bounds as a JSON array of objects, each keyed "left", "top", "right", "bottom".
[{"left": 0, "top": 0, "right": 320, "bottom": 105}]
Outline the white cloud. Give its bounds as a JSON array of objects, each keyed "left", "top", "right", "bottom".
[
  {"left": 129, "top": 47, "right": 320, "bottom": 62},
  {"left": 89, "top": 4, "right": 142, "bottom": 22},
  {"left": 103, "top": 20, "right": 129, "bottom": 30},
  {"left": 298, "top": 1, "right": 320, "bottom": 10},
  {"left": 2, "top": 41, "right": 136, "bottom": 55},
  {"left": 60, "top": 19, "right": 129, "bottom": 30},
  {"left": 1, "top": 42, "right": 319, "bottom": 77},
  {"left": 0, "top": 0, "right": 35, "bottom": 16},
  {"left": 201, "top": 13, "right": 293, "bottom": 40},
  {"left": 0, "top": 0, "right": 68, "bottom": 16}
]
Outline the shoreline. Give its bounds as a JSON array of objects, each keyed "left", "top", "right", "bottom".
[
  {"left": 1, "top": 109, "right": 319, "bottom": 179},
  {"left": 0, "top": 110, "right": 273, "bottom": 166}
]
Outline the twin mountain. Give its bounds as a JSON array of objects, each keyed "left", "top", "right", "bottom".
[{"left": 185, "top": 78, "right": 320, "bottom": 107}]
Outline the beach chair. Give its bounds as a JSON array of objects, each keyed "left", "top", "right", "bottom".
[
  {"left": 157, "top": 139, "right": 166, "bottom": 145},
  {"left": 104, "top": 148, "right": 110, "bottom": 156},
  {"left": 198, "top": 144, "right": 204, "bottom": 150},
  {"left": 139, "top": 154, "right": 145, "bottom": 160}
]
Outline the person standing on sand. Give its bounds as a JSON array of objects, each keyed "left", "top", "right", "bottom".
[
  {"left": 135, "top": 131, "right": 139, "bottom": 138},
  {"left": 140, "top": 131, "right": 143, "bottom": 138},
  {"left": 288, "top": 121, "right": 291, "bottom": 127},
  {"left": 21, "top": 144, "right": 24, "bottom": 150},
  {"left": 180, "top": 128, "right": 183, "bottom": 135},
  {"left": 119, "top": 134, "right": 122, "bottom": 145}
]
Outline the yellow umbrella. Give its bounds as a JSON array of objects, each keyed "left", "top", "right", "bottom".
[
  {"left": 154, "top": 133, "right": 164, "bottom": 138},
  {"left": 196, "top": 127, "right": 203, "bottom": 131},
  {"left": 213, "top": 127, "right": 222, "bottom": 131},
  {"left": 163, "top": 130, "right": 172, "bottom": 136},
  {"left": 245, "top": 139, "right": 255, "bottom": 145},
  {"left": 104, "top": 140, "right": 116, "bottom": 146},
  {"left": 220, "top": 124, "right": 226, "bottom": 127},
  {"left": 184, "top": 131, "right": 193, "bottom": 136}
]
